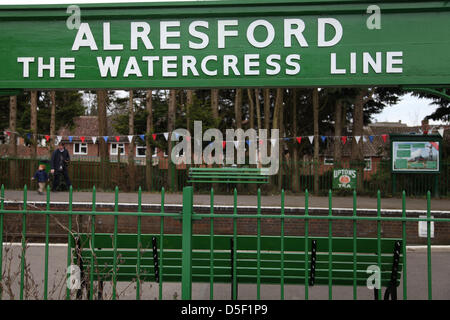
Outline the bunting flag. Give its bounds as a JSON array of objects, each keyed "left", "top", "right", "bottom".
[
  {"left": 139, "top": 134, "right": 145, "bottom": 141},
  {"left": 128, "top": 135, "right": 133, "bottom": 143},
  {"left": 233, "top": 141, "right": 239, "bottom": 149},
  {"left": 186, "top": 136, "right": 191, "bottom": 142},
  {"left": 163, "top": 132, "right": 169, "bottom": 141},
  {"left": 45, "top": 135, "right": 50, "bottom": 142},
  {"left": 5, "top": 131, "right": 11, "bottom": 136},
  {"left": 259, "top": 139, "right": 264, "bottom": 145},
  {"left": 152, "top": 133, "right": 157, "bottom": 141},
  {"left": 222, "top": 141, "right": 226, "bottom": 149},
  {"left": 438, "top": 128, "right": 445, "bottom": 137},
  {"left": 308, "top": 136, "right": 314, "bottom": 144},
  {"left": 69, "top": 136, "right": 73, "bottom": 142},
  {"left": 246, "top": 140, "right": 251, "bottom": 146},
  {"left": 341, "top": 136, "right": 347, "bottom": 144},
  {"left": 56, "top": 136, "right": 62, "bottom": 144},
  {"left": 92, "top": 136, "right": 97, "bottom": 144},
  {"left": 103, "top": 136, "right": 109, "bottom": 142},
  {"left": 369, "top": 135, "right": 374, "bottom": 143},
  {"left": 80, "top": 136, "right": 85, "bottom": 143},
  {"left": 26, "top": 133, "right": 31, "bottom": 140},
  {"left": 381, "top": 134, "right": 388, "bottom": 143},
  {"left": 355, "top": 136, "right": 361, "bottom": 144},
  {"left": 363, "top": 136, "right": 367, "bottom": 143},
  {"left": 270, "top": 139, "right": 277, "bottom": 147},
  {"left": 296, "top": 137, "right": 302, "bottom": 144},
  {"left": 430, "top": 142, "right": 439, "bottom": 151},
  {"left": 115, "top": 136, "right": 120, "bottom": 142},
  {"left": 321, "top": 136, "right": 326, "bottom": 143}
]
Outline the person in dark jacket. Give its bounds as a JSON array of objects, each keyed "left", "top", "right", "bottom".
[
  {"left": 51, "top": 142, "right": 72, "bottom": 191},
  {"left": 31, "top": 164, "right": 49, "bottom": 195}
]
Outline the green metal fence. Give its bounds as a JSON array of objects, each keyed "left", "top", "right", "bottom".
[{"left": 0, "top": 184, "right": 449, "bottom": 300}]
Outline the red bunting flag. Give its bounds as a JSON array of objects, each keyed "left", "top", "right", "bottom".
[
  {"left": 341, "top": 136, "right": 347, "bottom": 144},
  {"left": 296, "top": 137, "right": 302, "bottom": 144},
  {"left": 80, "top": 136, "right": 85, "bottom": 143},
  {"left": 381, "top": 134, "right": 388, "bottom": 143},
  {"left": 115, "top": 136, "right": 120, "bottom": 142},
  {"left": 186, "top": 136, "right": 191, "bottom": 142},
  {"left": 222, "top": 141, "right": 226, "bottom": 149},
  {"left": 45, "top": 135, "right": 50, "bottom": 142},
  {"left": 5, "top": 131, "right": 11, "bottom": 136},
  {"left": 259, "top": 139, "right": 264, "bottom": 145},
  {"left": 152, "top": 133, "right": 157, "bottom": 141}
]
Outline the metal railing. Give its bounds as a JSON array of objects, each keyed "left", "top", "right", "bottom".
[{"left": 1, "top": 184, "right": 449, "bottom": 300}]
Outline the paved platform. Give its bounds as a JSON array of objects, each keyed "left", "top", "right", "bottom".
[{"left": 2, "top": 189, "right": 450, "bottom": 212}]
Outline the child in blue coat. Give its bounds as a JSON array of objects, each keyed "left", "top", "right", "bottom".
[{"left": 32, "top": 164, "right": 49, "bottom": 195}]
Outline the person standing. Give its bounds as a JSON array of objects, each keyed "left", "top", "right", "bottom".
[{"left": 51, "top": 142, "right": 72, "bottom": 191}]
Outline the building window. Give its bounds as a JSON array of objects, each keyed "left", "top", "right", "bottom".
[
  {"left": 110, "top": 143, "right": 125, "bottom": 155},
  {"left": 364, "top": 157, "right": 372, "bottom": 171},
  {"left": 324, "top": 157, "right": 334, "bottom": 165},
  {"left": 73, "top": 143, "right": 88, "bottom": 155},
  {"left": 136, "top": 146, "right": 146, "bottom": 157}
]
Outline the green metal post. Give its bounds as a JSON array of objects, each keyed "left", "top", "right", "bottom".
[
  {"left": 44, "top": 185, "right": 50, "bottom": 300},
  {"left": 256, "top": 188, "right": 261, "bottom": 300},
  {"left": 136, "top": 187, "right": 142, "bottom": 300},
  {"left": 90, "top": 186, "right": 96, "bottom": 300},
  {"left": 209, "top": 188, "right": 214, "bottom": 300},
  {"left": 427, "top": 191, "right": 432, "bottom": 300},
  {"left": 66, "top": 185, "right": 73, "bottom": 300},
  {"left": 402, "top": 191, "right": 407, "bottom": 300},
  {"left": 376, "top": 190, "right": 382, "bottom": 300},
  {"left": 280, "top": 189, "right": 285, "bottom": 300},
  {"left": 112, "top": 186, "right": 118, "bottom": 300},
  {"left": 232, "top": 188, "right": 238, "bottom": 300},
  {"left": 20, "top": 185, "right": 27, "bottom": 300},
  {"left": 352, "top": 190, "right": 357, "bottom": 300},
  {"left": 181, "top": 186, "right": 194, "bottom": 300},
  {"left": 304, "top": 189, "right": 309, "bottom": 300},
  {"left": 328, "top": 189, "right": 333, "bottom": 300},
  {"left": 159, "top": 187, "right": 165, "bottom": 300}
]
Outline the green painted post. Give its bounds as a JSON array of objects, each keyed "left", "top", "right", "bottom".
[
  {"left": 43, "top": 185, "right": 50, "bottom": 300},
  {"left": 20, "top": 185, "right": 27, "bottom": 300},
  {"left": 352, "top": 190, "right": 357, "bottom": 300},
  {"left": 328, "top": 189, "right": 333, "bottom": 300},
  {"left": 304, "top": 189, "right": 309, "bottom": 301},
  {"left": 112, "top": 186, "right": 119, "bottom": 300},
  {"left": 136, "top": 187, "right": 142, "bottom": 300},
  {"left": 427, "top": 191, "right": 432, "bottom": 300},
  {"left": 376, "top": 190, "right": 382, "bottom": 300},
  {"left": 280, "top": 189, "right": 285, "bottom": 300},
  {"left": 66, "top": 185, "right": 73, "bottom": 300},
  {"left": 0, "top": 185, "right": 4, "bottom": 300},
  {"left": 181, "top": 186, "right": 194, "bottom": 300},
  {"left": 402, "top": 191, "right": 407, "bottom": 300},
  {"left": 159, "top": 187, "right": 165, "bottom": 300},
  {"left": 209, "top": 188, "right": 214, "bottom": 300},
  {"left": 256, "top": 188, "right": 261, "bottom": 300},
  {"left": 232, "top": 188, "right": 238, "bottom": 300},
  {"left": 90, "top": 186, "right": 96, "bottom": 300}
]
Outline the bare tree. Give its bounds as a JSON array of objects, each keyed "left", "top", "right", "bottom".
[
  {"left": 234, "top": 89, "right": 242, "bottom": 129},
  {"left": 50, "top": 91, "right": 56, "bottom": 153},
  {"left": 9, "top": 96, "right": 17, "bottom": 188},
  {"left": 291, "top": 89, "right": 300, "bottom": 193},
  {"left": 167, "top": 89, "right": 177, "bottom": 191},
  {"left": 334, "top": 98, "right": 343, "bottom": 165},
  {"left": 312, "top": 88, "right": 320, "bottom": 195},
  {"left": 128, "top": 90, "right": 136, "bottom": 191},
  {"left": 30, "top": 91, "right": 38, "bottom": 159},
  {"left": 145, "top": 90, "right": 154, "bottom": 192},
  {"left": 97, "top": 90, "right": 109, "bottom": 190}
]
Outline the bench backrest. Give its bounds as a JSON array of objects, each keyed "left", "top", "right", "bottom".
[
  {"left": 188, "top": 167, "right": 269, "bottom": 184},
  {"left": 72, "top": 234, "right": 402, "bottom": 287}
]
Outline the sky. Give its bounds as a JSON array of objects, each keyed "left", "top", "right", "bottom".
[{"left": 1, "top": 0, "right": 448, "bottom": 127}]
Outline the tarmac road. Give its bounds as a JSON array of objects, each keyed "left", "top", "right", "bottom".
[{"left": 1, "top": 244, "right": 449, "bottom": 300}]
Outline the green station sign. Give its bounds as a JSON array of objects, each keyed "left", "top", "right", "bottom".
[{"left": 0, "top": 0, "right": 450, "bottom": 90}]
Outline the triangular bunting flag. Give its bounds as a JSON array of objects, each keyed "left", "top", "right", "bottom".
[
  {"left": 56, "top": 136, "right": 62, "bottom": 144},
  {"left": 423, "top": 130, "right": 428, "bottom": 135},
  {"left": 80, "top": 136, "right": 85, "bottom": 143},
  {"left": 259, "top": 139, "right": 264, "bottom": 145},
  {"left": 45, "top": 135, "right": 50, "bottom": 142},
  {"left": 321, "top": 136, "right": 326, "bottom": 143},
  {"left": 115, "top": 136, "right": 120, "bottom": 142},
  {"left": 92, "top": 136, "right": 97, "bottom": 144},
  {"left": 152, "top": 134, "right": 157, "bottom": 141},
  {"left": 128, "top": 135, "right": 133, "bottom": 143},
  {"left": 308, "top": 136, "right": 314, "bottom": 144},
  {"left": 139, "top": 134, "right": 145, "bottom": 141},
  {"left": 270, "top": 139, "right": 276, "bottom": 147},
  {"left": 233, "top": 141, "right": 239, "bottom": 149},
  {"left": 186, "top": 136, "right": 191, "bottom": 142},
  {"left": 103, "top": 136, "right": 109, "bottom": 142},
  {"left": 5, "top": 131, "right": 11, "bottom": 136},
  {"left": 26, "top": 133, "right": 31, "bottom": 140},
  {"left": 430, "top": 142, "right": 439, "bottom": 151},
  {"left": 438, "top": 128, "right": 445, "bottom": 137},
  {"left": 296, "top": 137, "right": 302, "bottom": 144},
  {"left": 341, "top": 136, "right": 347, "bottom": 144},
  {"left": 355, "top": 136, "right": 361, "bottom": 144},
  {"left": 69, "top": 136, "right": 73, "bottom": 142},
  {"left": 369, "top": 136, "right": 374, "bottom": 143},
  {"left": 381, "top": 134, "right": 388, "bottom": 143},
  {"left": 222, "top": 141, "right": 226, "bottom": 149},
  {"left": 363, "top": 136, "right": 367, "bottom": 143},
  {"left": 163, "top": 133, "right": 169, "bottom": 141},
  {"left": 246, "top": 140, "right": 251, "bottom": 146}
]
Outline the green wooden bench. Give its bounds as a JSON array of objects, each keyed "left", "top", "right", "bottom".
[
  {"left": 72, "top": 233, "right": 402, "bottom": 300},
  {"left": 188, "top": 167, "right": 269, "bottom": 184}
]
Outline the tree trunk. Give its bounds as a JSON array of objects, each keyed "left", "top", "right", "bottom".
[
  {"left": 272, "top": 88, "right": 283, "bottom": 190},
  {"left": 211, "top": 89, "right": 219, "bottom": 121},
  {"left": 234, "top": 89, "right": 242, "bottom": 129},
  {"left": 168, "top": 89, "right": 177, "bottom": 191},
  {"left": 254, "top": 89, "right": 262, "bottom": 131},
  {"left": 186, "top": 90, "right": 193, "bottom": 132},
  {"left": 247, "top": 89, "right": 255, "bottom": 130},
  {"left": 146, "top": 90, "right": 154, "bottom": 192},
  {"left": 128, "top": 90, "right": 136, "bottom": 191},
  {"left": 334, "top": 98, "right": 343, "bottom": 166},
  {"left": 352, "top": 89, "right": 366, "bottom": 193},
  {"left": 30, "top": 91, "right": 38, "bottom": 159},
  {"left": 291, "top": 89, "right": 300, "bottom": 193},
  {"left": 312, "top": 88, "right": 320, "bottom": 195},
  {"left": 9, "top": 96, "right": 17, "bottom": 188},
  {"left": 50, "top": 91, "right": 56, "bottom": 153},
  {"left": 97, "top": 90, "right": 109, "bottom": 190},
  {"left": 263, "top": 88, "right": 271, "bottom": 130},
  {"left": 278, "top": 90, "right": 284, "bottom": 191}
]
